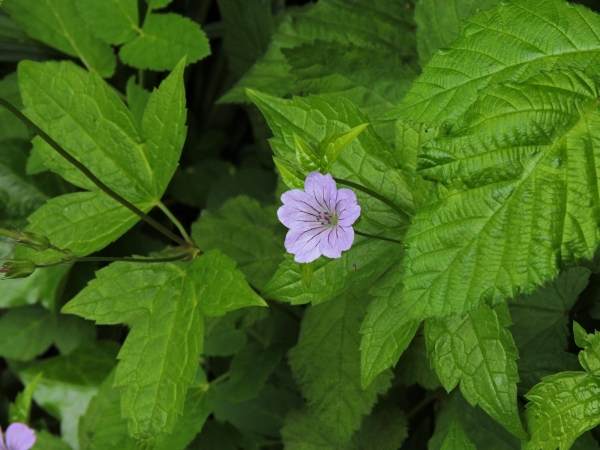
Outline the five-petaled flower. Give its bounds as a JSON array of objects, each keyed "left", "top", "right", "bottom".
[
  {"left": 0, "top": 423, "right": 36, "bottom": 450},
  {"left": 278, "top": 172, "right": 361, "bottom": 263}
]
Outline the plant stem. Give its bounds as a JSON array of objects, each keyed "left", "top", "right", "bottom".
[
  {"left": 157, "top": 201, "right": 194, "bottom": 245},
  {"left": 0, "top": 97, "right": 191, "bottom": 249},
  {"left": 354, "top": 230, "right": 403, "bottom": 245},
  {"left": 35, "top": 252, "right": 191, "bottom": 268},
  {"left": 333, "top": 177, "right": 411, "bottom": 222},
  {"left": 406, "top": 395, "right": 435, "bottom": 421},
  {"left": 211, "top": 371, "right": 230, "bottom": 385}
]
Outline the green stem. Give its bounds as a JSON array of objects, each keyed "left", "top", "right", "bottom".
[
  {"left": 157, "top": 201, "right": 194, "bottom": 245},
  {"left": 333, "top": 177, "right": 411, "bottom": 222},
  {"left": 354, "top": 230, "right": 402, "bottom": 245},
  {"left": 35, "top": 252, "right": 191, "bottom": 268},
  {"left": 211, "top": 371, "right": 230, "bottom": 385},
  {"left": 246, "top": 328, "right": 269, "bottom": 347},
  {"left": 0, "top": 98, "right": 190, "bottom": 249}
]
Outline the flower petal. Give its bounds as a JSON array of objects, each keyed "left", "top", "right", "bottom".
[
  {"left": 337, "top": 199, "right": 361, "bottom": 227},
  {"left": 335, "top": 188, "right": 357, "bottom": 205},
  {"left": 319, "top": 226, "right": 354, "bottom": 259},
  {"left": 277, "top": 204, "right": 320, "bottom": 230},
  {"left": 5, "top": 423, "right": 35, "bottom": 450},
  {"left": 284, "top": 225, "right": 327, "bottom": 263},
  {"left": 0, "top": 427, "right": 7, "bottom": 450},
  {"left": 304, "top": 172, "right": 337, "bottom": 212}
]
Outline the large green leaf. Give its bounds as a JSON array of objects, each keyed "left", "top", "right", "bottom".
[
  {"left": 385, "top": 0, "right": 600, "bottom": 127},
  {"left": 414, "top": 0, "right": 500, "bottom": 64},
  {"left": 395, "top": 69, "right": 600, "bottom": 334},
  {"left": 16, "top": 59, "right": 186, "bottom": 262},
  {"left": 524, "top": 324, "right": 600, "bottom": 449},
  {"left": 0, "top": 305, "right": 55, "bottom": 360},
  {"left": 76, "top": 0, "right": 139, "bottom": 45},
  {"left": 221, "top": 0, "right": 416, "bottom": 103},
  {"left": 18, "top": 341, "right": 118, "bottom": 448},
  {"left": 119, "top": 13, "right": 210, "bottom": 71},
  {"left": 288, "top": 285, "right": 393, "bottom": 444},
  {"left": 192, "top": 196, "right": 286, "bottom": 290},
  {"left": 2, "top": 0, "right": 116, "bottom": 77},
  {"left": 63, "top": 250, "right": 264, "bottom": 440},
  {"left": 425, "top": 304, "right": 526, "bottom": 439},
  {"left": 0, "top": 73, "right": 31, "bottom": 141},
  {"left": 439, "top": 421, "right": 476, "bottom": 450}
]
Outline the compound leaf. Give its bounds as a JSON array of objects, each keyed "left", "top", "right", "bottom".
[
  {"left": 3, "top": 0, "right": 116, "bottom": 77},
  {"left": 119, "top": 13, "right": 210, "bottom": 71}
]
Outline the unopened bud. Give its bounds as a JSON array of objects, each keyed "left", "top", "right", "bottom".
[
  {"left": 1, "top": 259, "right": 36, "bottom": 279},
  {"left": 18, "top": 231, "right": 50, "bottom": 252}
]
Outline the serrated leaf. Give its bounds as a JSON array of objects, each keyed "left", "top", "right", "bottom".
[
  {"left": 62, "top": 250, "right": 263, "bottom": 440},
  {"left": 349, "top": 402, "right": 408, "bottom": 450},
  {"left": 294, "top": 133, "right": 319, "bottom": 171},
  {"left": 227, "top": 342, "right": 284, "bottom": 403},
  {"left": 16, "top": 59, "right": 187, "bottom": 262},
  {"left": 216, "top": 0, "right": 276, "bottom": 78},
  {"left": 396, "top": 69, "right": 600, "bottom": 332},
  {"left": 524, "top": 372, "right": 600, "bottom": 450},
  {"left": 0, "top": 305, "right": 55, "bottom": 360},
  {"left": 414, "top": 0, "right": 500, "bottom": 64},
  {"left": 9, "top": 372, "right": 42, "bottom": 424},
  {"left": 2, "top": 0, "right": 116, "bottom": 77},
  {"left": 289, "top": 286, "right": 393, "bottom": 444},
  {"left": 147, "top": 0, "right": 173, "bottom": 10},
  {"left": 119, "top": 13, "right": 210, "bottom": 71},
  {"left": 18, "top": 341, "right": 118, "bottom": 448},
  {"left": 192, "top": 196, "right": 286, "bottom": 290},
  {"left": 76, "top": 0, "right": 139, "bottom": 45},
  {"left": 425, "top": 304, "right": 526, "bottom": 439},
  {"left": 319, "top": 124, "right": 370, "bottom": 173},
  {"left": 428, "top": 391, "right": 520, "bottom": 450},
  {"left": 221, "top": 0, "right": 416, "bottom": 104},
  {"left": 386, "top": 0, "right": 600, "bottom": 127},
  {"left": 440, "top": 421, "right": 476, "bottom": 450},
  {"left": 273, "top": 157, "right": 305, "bottom": 189}
]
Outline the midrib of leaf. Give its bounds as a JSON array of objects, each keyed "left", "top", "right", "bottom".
[
  {"left": 112, "top": 0, "right": 141, "bottom": 34},
  {"left": 46, "top": 0, "right": 92, "bottom": 71},
  {"left": 29, "top": 76, "right": 156, "bottom": 201},
  {"left": 408, "top": 96, "right": 600, "bottom": 310}
]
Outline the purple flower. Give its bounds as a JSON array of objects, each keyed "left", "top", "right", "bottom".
[
  {"left": 278, "top": 172, "right": 361, "bottom": 263},
  {"left": 0, "top": 423, "right": 36, "bottom": 450}
]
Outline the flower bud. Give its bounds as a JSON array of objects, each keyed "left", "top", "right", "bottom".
[
  {"left": 17, "top": 231, "right": 51, "bottom": 252},
  {"left": 1, "top": 259, "right": 36, "bottom": 279}
]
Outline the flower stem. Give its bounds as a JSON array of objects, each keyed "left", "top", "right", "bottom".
[
  {"left": 354, "top": 229, "right": 402, "bottom": 245},
  {"left": 0, "top": 97, "right": 191, "bottom": 249},
  {"left": 333, "top": 177, "right": 411, "bottom": 222},
  {"left": 157, "top": 201, "right": 194, "bottom": 245},
  {"left": 211, "top": 371, "right": 230, "bottom": 385},
  {"left": 35, "top": 252, "right": 191, "bottom": 268}
]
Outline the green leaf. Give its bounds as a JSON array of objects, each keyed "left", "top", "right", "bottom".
[
  {"left": 18, "top": 341, "right": 118, "bottom": 448},
  {"left": 62, "top": 250, "right": 263, "bottom": 440},
  {"left": 221, "top": 0, "right": 416, "bottom": 104},
  {"left": 31, "top": 431, "right": 72, "bottom": 450},
  {"left": 126, "top": 77, "right": 151, "bottom": 129},
  {"left": 284, "top": 41, "right": 417, "bottom": 142},
  {"left": 216, "top": 0, "right": 277, "bottom": 78},
  {"left": 524, "top": 372, "right": 600, "bottom": 450},
  {"left": 0, "top": 305, "right": 55, "bottom": 360},
  {"left": 289, "top": 285, "right": 393, "bottom": 444},
  {"left": 192, "top": 196, "right": 286, "bottom": 290},
  {"left": 227, "top": 342, "right": 284, "bottom": 403},
  {"left": 146, "top": 0, "right": 173, "bottom": 10},
  {"left": 396, "top": 69, "right": 600, "bottom": 332},
  {"left": 396, "top": 330, "right": 441, "bottom": 390},
  {"left": 319, "top": 124, "right": 370, "bottom": 173},
  {"left": 119, "top": 13, "right": 210, "bottom": 71},
  {"left": 300, "top": 262, "right": 314, "bottom": 288},
  {"left": 385, "top": 0, "right": 600, "bottom": 127},
  {"left": 414, "top": 0, "right": 500, "bottom": 64},
  {"left": 425, "top": 304, "right": 526, "bottom": 439},
  {"left": 273, "top": 157, "right": 305, "bottom": 190},
  {"left": 76, "top": 0, "right": 139, "bottom": 45},
  {"left": 2, "top": 0, "right": 116, "bottom": 77},
  {"left": 9, "top": 372, "right": 42, "bottom": 424},
  {"left": 0, "top": 73, "right": 31, "bottom": 141},
  {"left": 17, "top": 59, "right": 187, "bottom": 262},
  {"left": 294, "top": 133, "right": 319, "bottom": 171},
  {"left": 440, "top": 421, "right": 476, "bottom": 450},
  {"left": 428, "top": 391, "right": 520, "bottom": 450},
  {"left": 0, "top": 264, "right": 69, "bottom": 309},
  {"left": 203, "top": 315, "right": 247, "bottom": 356}
]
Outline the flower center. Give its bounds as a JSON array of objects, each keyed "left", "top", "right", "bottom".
[{"left": 316, "top": 211, "right": 338, "bottom": 227}]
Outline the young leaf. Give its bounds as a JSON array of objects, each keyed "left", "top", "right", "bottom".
[
  {"left": 62, "top": 250, "right": 263, "bottom": 440},
  {"left": 524, "top": 324, "right": 600, "bottom": 449},
  {"left": 397, "top": 70, "right": 600, "bottom": 334},
  {"left": 386, "top": 0, "right": 600, "bottom": 127},
  {"left": 16, "top": 59, "right": 187, "bottom": 262},
  {"left": 425, "top": 304, "right": 526, "bottom": 439},
  {"left": 319, "top": 123, "right": 370, "bottom": 173},
  {"left": 2, "top": 0, "right": 116, "bottom": 77},
  {"left": 119, "top": 13, "right": 210, "bottom": 71},
  {"left": 288, "top": 286, "right": 393, "bottom": 444},
  {"left": 18, "top": 341, "right": 118, "bottom": 448},
  {"left": 273, "top": 157, "right": 305, "bottom": 190},
  {"left": 192, "top": 196, "right": 286, "bottom": 290},
  {"left": 294, "top": 134, "right": 319, "bottom": 171},
  {"left": 440, "top": 421, "right": 476, "bottom": 450},
  {"left": 414, "top": 0, "right": 500, "bottom": 64},
  {"left": 300, "top": 262, "right": 314, "bottom": 288},
  {"left": 9, "top": 372, "right": 42, "bottom": 425},
  {"left": 76, "top": 0, "right": 140, "bottom": 45}
]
